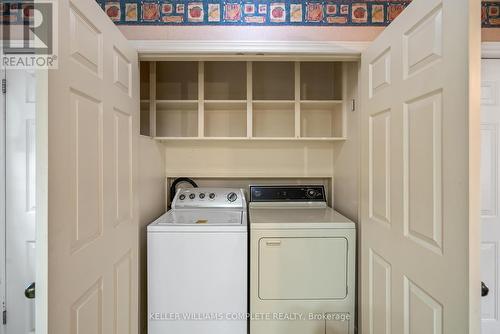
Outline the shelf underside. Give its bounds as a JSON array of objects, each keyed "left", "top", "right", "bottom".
[{"left": 155, "top": 137, "right": 347, "bottom": 141}]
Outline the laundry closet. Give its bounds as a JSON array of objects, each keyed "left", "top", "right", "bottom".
[
  {"left": 139, "top": 57, "right": 360, "bottom": 334},
  {"left": 43, "top": 0, "right": 479, "bottom": 333},
  {"left": 138, "top": 58, "right": 360, "bottom": 220}
]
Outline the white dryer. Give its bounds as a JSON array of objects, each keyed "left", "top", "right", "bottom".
[
  {"left": 148, "top": 188, "right": 247, "bottom": 334},
  {"left": 249, "top": 185, "right": 356, "bottom": 334}
]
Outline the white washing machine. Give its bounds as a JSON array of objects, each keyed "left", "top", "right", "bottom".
[
  {"left": 249, "top": 185, "right": 356, "bottom": 334},
  {"left": 148, "top": 188, "right": 248, "bottom": 334}
]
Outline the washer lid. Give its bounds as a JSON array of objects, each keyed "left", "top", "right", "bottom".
[
  {"left": 249, "top": 207, "right": 355, "bottom": 229},
  {"left": 147, "top": 209, "right": 248, "bottom": 232},
  {"left": 157, "top": 210, "right": 243, "bottom": 225}
]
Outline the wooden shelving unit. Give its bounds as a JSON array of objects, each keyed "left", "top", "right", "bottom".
[{"left": 140, "top": 60, "right": 348, "bottom": 141}]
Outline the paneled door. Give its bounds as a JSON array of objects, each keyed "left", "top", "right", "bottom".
[
  {"left": 480, "top": 58, "right": 500, "bottom": 333},
  {"left": 5, "top": 70, "right": 37, "bottom": 334},
  {"left": 46, "top": 1, "right": 139, "bottom": 333},
  {"left": 360, "top": 0, "right": 481, "bottom": 334}
]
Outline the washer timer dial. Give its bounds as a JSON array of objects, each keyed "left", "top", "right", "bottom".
[{"left": 227, "top": 192, "right": 238, "bottom": 202}]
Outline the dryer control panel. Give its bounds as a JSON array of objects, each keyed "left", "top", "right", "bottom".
[
  {"left": 250, "top": 185, "right": 326, "bottom": 202},
  {"left": 172, "top": 187, "right": 246, "bottom": 209}
]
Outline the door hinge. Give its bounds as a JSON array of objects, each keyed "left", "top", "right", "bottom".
[
  {"left": 1, "top": 79, "right": 5, "bottom": 94},
  {"left": 351, "top": 99, "right": 356, "bottom": 112},
  {"left": 3, "top": 309, "right": 6, "bottom": 325}
]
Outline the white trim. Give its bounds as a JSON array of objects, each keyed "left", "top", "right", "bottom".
[
  {"left": 0, "top": 70, "right": 5, "bottom": 334},
  {"left": 482, "top": 42, "right": 500, "bottom": 59},
  {"left": 132, "top": 40, "right": 370, "bottom": 60},
  {"left": 35, "top": 69, "right": 48, "bottom": 334},
  {"left": 136, "top": 40, "right": 500, "bottom": 60}
]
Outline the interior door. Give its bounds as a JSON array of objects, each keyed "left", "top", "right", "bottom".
[
  {"left": 46, "top": 1, "right": 139, "bottom": 333},
  {"left": 480, "top": 58, "right": 500, "bottom": 333},
  {"left": 5, "top": 70, "right": 37, "bottom": 334},
  {"left": 360, "top": 0, "right": 481, "bottom": 333}
]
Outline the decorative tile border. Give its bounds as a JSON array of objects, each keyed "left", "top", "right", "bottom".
[
  {"left": 1, "top": 1, "right": 498, "bottom": 27},
  {"left": 94, "top": 0, "right": 413, "bottom": 26},
  {"left": 483, "top": 1, "right": 500, "bottom": 27}
]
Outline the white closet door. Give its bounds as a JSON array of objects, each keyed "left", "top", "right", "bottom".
[
  {"left": 480, "top": 58, "right": 500, "bottom": 334},
  {"left": 46, "top": 1, "right": 139, "bottom": 333},
  {"left": 360, "top": 1, "right": 480, "bottom": 334},
  {"left": 5, "top": 70, "right": 36, "bottom": 334}
]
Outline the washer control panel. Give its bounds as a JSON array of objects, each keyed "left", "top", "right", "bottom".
[
  {"left": 250, "top": 185, "right": 326, "bottom": 202},
  {"left": 172, "top": 188, "right": 246, "bottom": 209}
]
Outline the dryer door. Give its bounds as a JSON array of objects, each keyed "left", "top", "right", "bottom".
[{"left": 258, "top": 237, "right": 348, "bottom": 300}]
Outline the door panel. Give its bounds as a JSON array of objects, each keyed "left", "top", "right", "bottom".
[
  {"left": 480, "top": 59, "right": 500, "bottom": 334},
  {"left": 6, "top": 69, "right": 36, "bottom": 334},
  {"left": 360, "top": 1, "right": 480, "bottom": 333},
  {"left": 47, "top": 1, "right": 139, "bottom": 333}
]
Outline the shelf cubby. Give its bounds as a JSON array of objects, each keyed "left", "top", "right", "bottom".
[
  {"left": 300, "top": 62, "right": 343, "bottom": 100},
  {"left": 156, "top": 61, "right": 198, "bottom": 100},
  {"left": 253, "top": 62, "right": 295, "bottom": 100},
  {"left": 300, "top": 101, "right": 344, "bottom": 138},
  {"left": 156, "top": 101, "right": 198, "bottom": 138},
  {"left": 204, "top": 101, "right": 247, "bottom": 138},
  {"left": 253, "top": 101, "right": 295, "bottom": 138},
  {"left": 205, "top": 62, "right": 247, "bottom": 100},
  {"left": 140, "top": 61, "right": 150, "bottom": 100}
]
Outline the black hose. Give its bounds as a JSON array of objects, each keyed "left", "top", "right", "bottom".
[{"left": 169, "top": 177, "right": 198, "bottom": 204}]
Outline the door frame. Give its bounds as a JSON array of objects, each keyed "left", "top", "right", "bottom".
[
  {"left": 132, "top": 40, "right": 369, "bottom": 60},
  {"left": 134, "top": 40, "right": 498, "bottom": 59},
  {"left": 482, "top": 42, "right": 500, "bottom": 59},
  {"left": 35, "top": 69, "right": 48, "bottom": 334},
  {"left": 480, "top": 41, "right": 500, "bottom": 334},
  {"left": 0, "top": 69, "right": 5, "bottom": 334}
]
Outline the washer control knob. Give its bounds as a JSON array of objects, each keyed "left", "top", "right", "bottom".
[
  {"left": 179, "top": 194, "right": 186, "bottom": 200},
  {"left": 209, "top": 193, "right": 216, "bottom": 199},
  {"left": 227, "top": 192, "right": 238, "bottom": 202},
  {"left": 189, "top": 193, "right": 196, "bottom": 200},
  {"left": 199, "top": 193, "right": 205, "bottom": 199}
]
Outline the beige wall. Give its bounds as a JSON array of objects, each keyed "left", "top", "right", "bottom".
[
  {"left": 332, "top": 62, "right": 360, "bottom": 222},
  {"left": 120, "top": 26, "right": 384, "bottom": 41},
  {"left": 122, "top": 25, "right": 498, "bottom": 42},
  {"left": 162, "top": 140, "right": 335, "bottom": 178},
  {"left": 161, "top": 141, "right": 336, "bottom": 211},
  {"left": 138, "top": 136, "right": 166, "bottom": 334},
  {"left": 483, "top": 28, "right": 500, "bottom": 41}
]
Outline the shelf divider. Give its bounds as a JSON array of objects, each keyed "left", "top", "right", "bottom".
[
  {"left": 247, "top": 61, "right": 253, "bottom": 139},
  {"left": 149, "top": 61, "right": 156, "bottom": 137},
  {"left": 342, "top": 62, "right": 348, "bottom": 138},
  {"left": 294, "top": 61, "right": 300, "bottom": 138},
  {"left": 198, "top": 61, "right": 204, "bottom": 138}
]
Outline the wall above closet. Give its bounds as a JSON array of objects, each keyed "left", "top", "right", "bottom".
[{"left": 141, "top": 60, "right": 351, "bottom": 141}]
